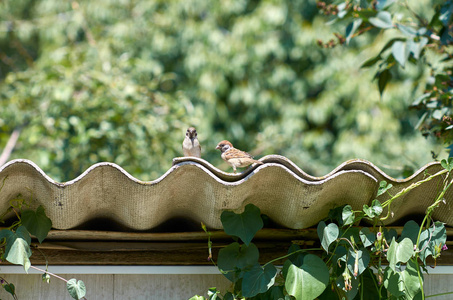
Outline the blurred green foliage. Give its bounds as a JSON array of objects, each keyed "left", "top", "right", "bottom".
[{"left": 0, "top": 0, "right": 446, "bottom": 181}]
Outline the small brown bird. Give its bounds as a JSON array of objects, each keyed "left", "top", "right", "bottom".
[
  {"left": 215, "top": 140, "right": 263, "bottom": 173},
  {"left": 182, "top": 127, "right": 201, "bottom": 158}
]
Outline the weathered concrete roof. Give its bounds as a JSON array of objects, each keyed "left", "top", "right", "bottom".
[{"left": 0, "top": 157, "right": 451, "bottom": 231}]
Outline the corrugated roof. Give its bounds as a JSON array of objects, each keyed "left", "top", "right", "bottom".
[{"left": 0, "top": 157, "right": 451, "bottom": 231}]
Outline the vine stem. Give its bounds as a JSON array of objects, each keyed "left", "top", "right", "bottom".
[
  {"left": 380, "top": 169, "right": 448, "bottom": 221},
  {"left": 28, "top": 265, "right": 68, "bottom": 283},
  {"left": 263, "top": 248, "right": 322, "bottom": 268}
]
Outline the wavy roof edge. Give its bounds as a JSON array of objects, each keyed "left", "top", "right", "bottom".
[
  {"left": 0, "top": 158, "right": 451, "bottom": 230},
  {"left": 0, "top": 157, "right": 441, "bottom": 185}
]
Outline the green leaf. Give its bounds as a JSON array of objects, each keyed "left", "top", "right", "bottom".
[
  {"left": 441, "top": 158, "right": 453, "bottom": 171},
  {"left": 341, "top": 205, "right": 355, "bottom": 226},
  {"left": 223, "top": 292, "right": 234, "bottom": 300},
  {"left": 221, "top": 204, "right": 263, "bottom": 246},
  {"left": 418, "top": 222, "right": 447, "bottom": 264},
  {"left": 378, "top": 68, "right": 392, "bottom": 97},
  {"left": 347, "top": 248, "right": 370, "bottom": 276},
  {"left": 392, "top": 41, "right": 409, "bottom": 67},
  {"left": 317, "top": 221, "right": 339, "bottom": 253},
  {"left": 335, "top": 272, "right": 359, "bottom": 299},
  {"left": 401, "top": 259, "right": 423, "bottom": 299},
  {"left": 285, "top": 254, "right": 329, "bottom": 300},
  {"left": 21, "top": 205, "right": 52, "bottom": 244},
  {"left": 363, "top": 199, "right": 383, "bottom": 218},
  {"left": 345, "top": 19, "right": 363, "bottom": 44},
  {"left": 207, "top": 287, "right": 220, "bottom": 300},
  {"left": 359, "top": 228, "right": 376, "bottom": 247},
  {"left": 361, "top": 269, "right": 385, "bottom": 299},
  {"left": 218, "top": 242, "right": 259, "bottom": 282},
  {"left": 189, "top": 296, "right": 205, "bottom": 300},
  {"left": 3, "top": 283, "right": 15, "bottom": 297},
  {"left": 242, "top": 263, "right": 278, "bottom": 297},
  {"left": 67, "top": 279, "right": 86, "bottom": 300},
  {"left": 384, "top": 267, "right": 405, "bottom": 297},
  {"left": 384, "top": 228, "right": 398, "bottom": 243},
  {"left": 0, "top": 226, "right": 32, "bottom": 272},
  {"left": 361, "top": 54, "right": 382, "bottom": 68},
  {"left": 369, "top": 11, "right": 394, "bottom": 29},
  {"left": 400, "top": 221, "right": 420, "bottom": 245},
  {"left": 387, "top": 238, "right": 414, "bottom": 271},
  {"left": 376, "top": 181, "right": 393, "bottom": 197}
]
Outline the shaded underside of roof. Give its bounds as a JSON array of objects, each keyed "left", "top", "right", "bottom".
[{"left": 0, "top": 156, "right": 451, "bottom": 231}]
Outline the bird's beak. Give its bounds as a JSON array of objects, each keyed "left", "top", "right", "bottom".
[{"left": 215, "top": 145, "right": 220, "bottom": 150}]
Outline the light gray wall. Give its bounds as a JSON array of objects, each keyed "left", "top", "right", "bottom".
[{"left": 0, "top": 273, "right": 451, "bottom": 300}]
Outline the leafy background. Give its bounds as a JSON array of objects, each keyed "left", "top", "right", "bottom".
[{"left": 0, "top": 0, "right": 446, "bottom": 181}]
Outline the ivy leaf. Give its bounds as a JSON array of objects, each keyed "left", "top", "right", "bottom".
[
  {"left": 317, "top": 221, "right": 339, "bottom": 253},
  {"left": 21, "top": 205, "right": 52, "bottom": 244},
  {"left": 400, "top": 220, "right": 420, "bottom": 245},
  {"left": 207, "top": 287, "right": 220, "bottom": 300},
  {"left": 217, "top": 242, "right": 259, "bottom": 282},
  {"left": 342, "top": 205, "right": 355, "bottom": 226},
  {"left": 401, "top": 259, "right": 422, "bottom": 299},
  {"left": 347, "top": 248, "right": 370, "bottom": 277},
  {"left": 369, "top": 11, "right": 394, "bottom": 29},
  {"left": 67, "top": 279, "right": 86, "bottom": 300},
  {"left": 3, "top": 283, "right": 15, "bottom": 297},
  {"left": 285, "top": 254, "right": 329, "bottom": 300},
  {"left": 377, "top": 180, "right": 393, "bottom": 197},
  {"left": 335, "top": 272, "right": 359, "bottom": 299},
  {"left": 188, "top": 296, "right": 205, "bottom": 300},
  {"left": 359, "top": 228, "right": 376, "bottom": 247},
  {"left": 418, "top": 222, "right": 447, "bottom": 264},
  {"left": 0, "top": 226, "right": 32, "bottom": 272},
  {"left": 384, "top": 267, "right": 405, "bottom": 297},
  {"left": 241, "top": 263, "right": 278, "bottom": 297},
  {"left": 221, "top": 204, "right": 263, "bottom": 246},
  {"left": 387, "top": 238, "right": 414, "bottom": 271},
  {"left": 223, "top": 292, "right": 234, "bottom": 300},
  {"left": 384, "top": 228, "right": 398, "bottom": 243},
  {"left": 441, "top": 158, "right": 453, "bottom": 171},
  {"left": 363, "top": 199, "right": 383, "bottom": 218}
]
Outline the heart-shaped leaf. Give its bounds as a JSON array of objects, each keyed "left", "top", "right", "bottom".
[
  {"left": 0, "top": 226, "right": 32, "bottom": 272},
  {"left": 400, "top": 220, "right": 419, "bottom": 245},
  {"left": 217, "top": 242, "right": 259, "bottom": 282},
  {"left": 387, "top": 238, "right": 414, "bottom": 271},
  {"left": 384, "top": 267, "right": 404, "bottom": 297},
  {"left": 347, "top": 248, "right": 370, "bottom": 277},
  {"left": 377, "top": 181, "right": 392, "bottom": 197},
  {"left": 317, "top": 221, "right": 339, "bottom": 253},
  {"left": 21, "top": 205, "right": 52, "bottom": 244},
  {"left": 418, "top": 221, "right": 447, "bottom": 264},
  {"left": 342, "top": 205, "right": 355, "bottom": 226},
  {"left": 359, "top": 228, "right": 376, "bottom": 248},
  {"left": 401, "top": 259, "right": 422, "bottom": 299},
  {"left": 67, "top": 279, "right": 86, "bottom": 300},
  {"left": 221, "top": 204, "right": 263, "bottom": 246},
  {"left": 285, "top": 254, "right": 329, "bottom": 300},
  {"left": 242, "top": 263, "right": 278, "bottom": 297}
]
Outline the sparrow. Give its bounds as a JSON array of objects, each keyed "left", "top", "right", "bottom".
[
  {"left": 215, "top": 140, "right": 263, "bottom": 173},
  {"left": 182, "top": 127, "right": 201, "bottom": 158}
]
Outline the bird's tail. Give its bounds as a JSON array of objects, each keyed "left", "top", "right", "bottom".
[{"left": 253, "top": 160, "right": 263, "bottom": 165}]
